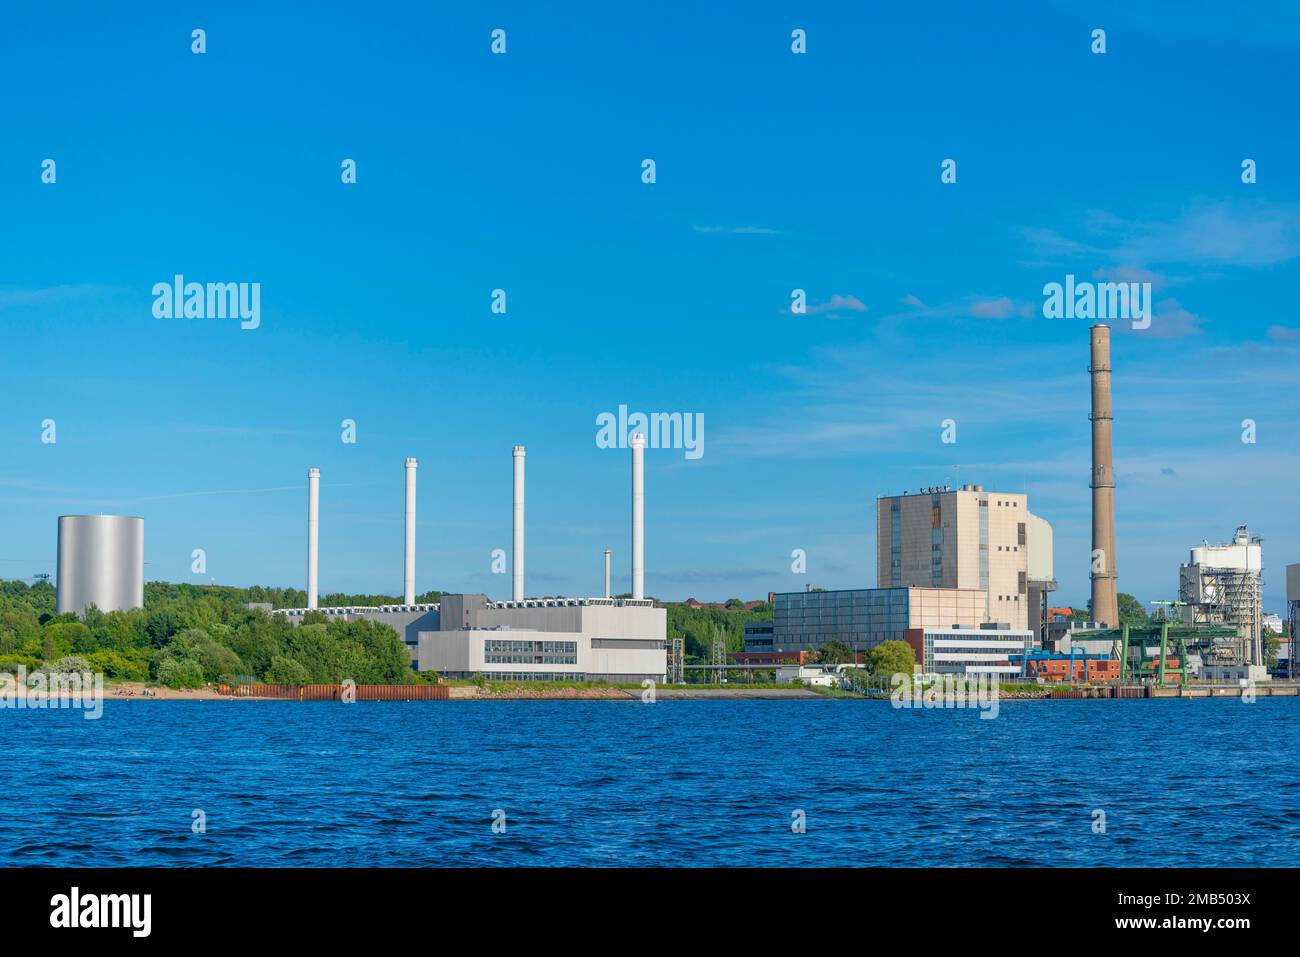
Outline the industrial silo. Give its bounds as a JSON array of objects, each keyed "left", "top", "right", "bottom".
[{"left": 55, "top": 515, "right": 145, "bottom": 616}]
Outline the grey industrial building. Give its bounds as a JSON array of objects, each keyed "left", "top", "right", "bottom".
[
  {"left": 273, "top": 596, "right": 667, "bottom": 683},
  {"left": 416, "top": 595, "right": 665, "bottom": 682},
  {"left": 273, "top": 434, "right": 667, "bottom": 683}
]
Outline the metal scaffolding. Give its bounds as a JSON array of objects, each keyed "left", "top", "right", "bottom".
[{"left": 1180, "top": 566, "right": 1262, "bottom": 665}]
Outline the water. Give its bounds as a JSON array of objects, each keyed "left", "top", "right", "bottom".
[{"left": 1, "top": 697, "right": 1297, "bottom": 866}]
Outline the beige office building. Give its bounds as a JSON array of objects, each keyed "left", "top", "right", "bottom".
[{"left": 877, "top": 484, "right": 1049, "bottom": 632}]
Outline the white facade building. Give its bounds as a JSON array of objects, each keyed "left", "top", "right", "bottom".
[
  {"left": 907, "top": 625, "right": 1030, "bottom": 677},
  {"left": 417, "top": 595, "right": 666, "bottom": 683}
]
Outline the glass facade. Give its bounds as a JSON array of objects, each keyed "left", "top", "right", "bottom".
[
  {"left": 772, "top": 588, "right": 912, "bottom": 651},
  {"left": 483, "top": 638, "right": 578, "bottom": 665}
]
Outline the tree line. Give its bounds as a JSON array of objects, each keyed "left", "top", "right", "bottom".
[{"left": 0, "top": 580, "right": 415, "bottom": 689}]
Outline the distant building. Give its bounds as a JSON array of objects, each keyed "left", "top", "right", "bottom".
[
  {"left": 742, "top": 619, "right": 774, "bottom": 651},
  {"left": 767, "top": 586, "right": 989, "bottom": 654},
  {"left": 276, "top": 604, "right": 439, "bottom": 665},
  {"left": 677, "top": 597, "right": 766, "bottom": 611},
  {"left": 876, "top": 485, "right": 1053, "bottom": 632},
  {"left": 415, "top": 594, "right": 666, "bottom": 683},
  {"left": 1047, "top": 619, "right": 1112, "bottom": 652},
  {"left": 903, "top": 624, "right": 1030, "bottom": 677},
  {"left": 1013, "top": 653, "right": 1122, "bottom": 683},
  {"left": 775, "top": 664, "right": 839, "bottom": 687},
  {"left": 1178, "top": 525, "right": 1264, "bottom": 665}
]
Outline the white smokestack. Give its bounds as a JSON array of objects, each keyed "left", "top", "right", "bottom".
[
  {"left": 631, "top": 433, "right": 645, "bottom": 600},
  {"left": 512, "top": 445, "right": 525, "bottom": 602},
  {"left": 604, "top": 548, "right": 612, "bottom": 599},
  {"left": 404, "top": 458, "right": 417, "bottom": 605},
  {"left": 307, "top": 467, "right": 320, "bottom": 609}
]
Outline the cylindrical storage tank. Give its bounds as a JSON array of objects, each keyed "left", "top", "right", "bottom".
[{"left": 56, "top": 515, "right": 145, "bottom": 616}]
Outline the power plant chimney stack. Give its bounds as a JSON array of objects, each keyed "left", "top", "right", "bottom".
[
  {"left": 604, "top": 548, "right": 612, "bottom": 599},
  {"left": 631, "top": 433, "right": 646, "bottom": 600},
  {"left": 307, "top": 467, "right": 320, "bottom": 610},
  {"left": 1089, "top": 325, "right": 1119, "bottom": 628},
  {"left": 512, "top": 446, "right": 525, "bottom": 602},
  {"left": 404, "top": 458, "right": 418, "bottom": 605}
]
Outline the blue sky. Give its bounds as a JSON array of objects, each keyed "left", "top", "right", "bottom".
[{"left": 2, "top": 1, "right": 1299, "bottom": 610}]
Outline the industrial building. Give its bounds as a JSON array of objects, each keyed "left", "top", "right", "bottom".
[
  {"left": 55, "top": 515, "right": 145, "bottom": 616},
  {"left": 415, "top": 594, "right": 665, "bottom": 682},
  {"left": 743, "top": 619, "right": 774, "bottom": 650},
  {"left": 1178, "top": 525, "right": 1264, "bottom": 669},
  {"left": 275, "top": 604, "right": 439, "bottom": 662},
  {"left": 1012, "top": 652, "right": 1122, "bottom": 683},
  {"left": 276, "top": 434, "right": 668, "bottom": 683},
  {"left": 1047, "top": 619, "right": 1112, "bottom": 655},
  {"left": 762, "top": 585, "right": 990, "bottom": 654},
  {"left": 1288, "top": 564, "right": 1300, "bottom": 679},
  {"left": 903, "top": 624, "right": 1030, "bottom": 678},
  {"left": 875, "top": 485, "right": 1053, "bottom": 633}
]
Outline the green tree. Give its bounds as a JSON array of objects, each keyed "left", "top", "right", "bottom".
[
  {"left": 157, "top": 657, "right": 204, "bottom": 689},
  {"left": 865, "top": 640, "right": 916, "bottom": 680},
  {"left": 1117, "top": 593, "right": 1148, "bottom": 623},
  {"left": 265, "top": 655, "right": 311, "bottom": 684},
  {"left": 818, "top": 640, "right": 853, "bottom": 665}
]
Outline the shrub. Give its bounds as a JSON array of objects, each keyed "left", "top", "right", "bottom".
[
  {"left": 157, "top": 657, "right": 204, "bottom": 689},
  {"left": 47, "top": 654, "right": 93, "bottom": 675},
  {"left": 265, "top": 655, "right": 310, "bottom": 685}
]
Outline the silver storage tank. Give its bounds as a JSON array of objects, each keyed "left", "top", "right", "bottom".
[{"left": 56, "top": 515, "right": 145, "bottom": 615}]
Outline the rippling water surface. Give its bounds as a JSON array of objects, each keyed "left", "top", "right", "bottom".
[{"left": 1, "top": 697, "right": 1297, "bottom": 866}]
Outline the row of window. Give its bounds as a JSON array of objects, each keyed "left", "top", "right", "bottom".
[
  {"left": 484, "top": 671, "right": 587, "bottom": 681},
  {"left": 484, "top": 639, "right": 578, "bottom": 654}
]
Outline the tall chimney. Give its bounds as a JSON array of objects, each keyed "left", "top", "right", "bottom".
[
  {"left": 512, "top": 445, "right": 525, "bottom": 602},
  {"left": 631, "top": 433, "right": 645, "bottom": 600},
  {"left": 1089, "top": 325, "right": 1119, "bottom": 627},
  {"left": 307, "top": 467, "right": 320, "bottom": 609},
  {"left": 404, "top": 458, "right": 417, "bottom": 605},
  {"left": 603, "top": 548, "right": 612, "bottom": 599}
]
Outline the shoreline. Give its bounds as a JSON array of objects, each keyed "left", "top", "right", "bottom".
[{"left": 15, "top": 680, "right": 1300, "bottom": 703}]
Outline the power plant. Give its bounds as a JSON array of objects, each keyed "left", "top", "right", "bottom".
[
  {"left": 274, "top": 438, "right": 667, "bottom": 683},
  {"left": 37, "top": 324, "right": 1290, "bottom": 689},
  {"left": 1179, "top": 525, "right": 1264, "bottom": 668},
  {"left": 55, "top": 515, "right": 145, "bottom": 616},
  {"left": 1089, "top": 323, "right": 1119, "bottom": 628}
]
